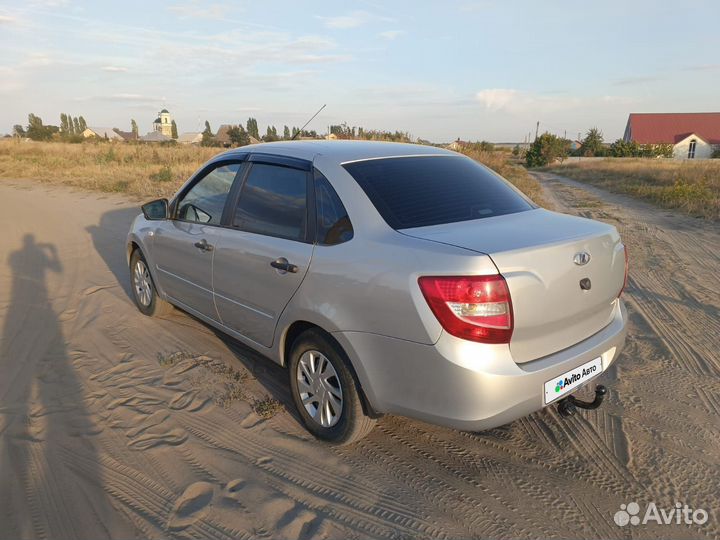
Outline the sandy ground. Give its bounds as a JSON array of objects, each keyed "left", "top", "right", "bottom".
[{"left": 0, "top": 175, "right": 718, "bottom": 540}]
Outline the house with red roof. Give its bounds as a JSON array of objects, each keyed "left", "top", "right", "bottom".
[{"left": 623, "top": 112, "right": 720, "bottom": 159}]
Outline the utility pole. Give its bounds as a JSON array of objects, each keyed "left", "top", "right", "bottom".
[{"left": 535, "top": 121, "right": 539, "bottom": 141}]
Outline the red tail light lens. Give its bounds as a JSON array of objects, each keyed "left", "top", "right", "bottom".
[
  {"left": 418, "top": 275, "right": 513, "bottom": 344},
  {"left": 619, "top": 244, "right": 629, "bottom": 297}
]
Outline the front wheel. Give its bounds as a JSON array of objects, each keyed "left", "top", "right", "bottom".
[
  {"left": 129, "top": 249, "right": 173, "bottom": 317},
  {"left": 288, "top": 330, "right": 376, "bottom": 445}
]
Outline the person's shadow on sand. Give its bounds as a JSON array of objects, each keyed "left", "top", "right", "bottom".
[{"left": 0, "top": 234, "right": 123, "bottom": 538}]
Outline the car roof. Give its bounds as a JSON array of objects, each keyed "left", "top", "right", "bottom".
[{"left": 220, "top": 140, "right": 457, "bottom": 165}]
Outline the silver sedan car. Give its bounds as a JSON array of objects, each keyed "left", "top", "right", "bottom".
[{"left": 127, "top": 141, "right": 628, "bottom": 444}]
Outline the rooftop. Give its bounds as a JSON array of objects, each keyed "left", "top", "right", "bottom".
[
  {"left": 221, "top": 140, "right": 452, "bottom": 164},
  {"left": 625, "top": 112, "right": 720, "bottom": 144}
]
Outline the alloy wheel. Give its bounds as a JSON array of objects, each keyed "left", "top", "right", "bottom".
[{"left": 133, "top": 259, "right": 153, "bottom": 307}]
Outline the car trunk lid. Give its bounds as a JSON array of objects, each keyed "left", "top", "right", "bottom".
[{"left": 402, "top": 209, "right": 625, "bottom": 363}]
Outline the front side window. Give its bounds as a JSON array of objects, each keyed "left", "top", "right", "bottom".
[
  {"left": 688, "top": 139, "right": 697, "bottom": 159},
  {"left": 343, "top": 155, "right": 534, "bottom": 230},
  {"left": 176, "top": 163, "right": 241, "bottom": 225},
  {"left": 315, "top": 173, "right": 353, "bottom": 245},
  {"left": 233, "top": 163, "right": 308, "bottom": 242}
]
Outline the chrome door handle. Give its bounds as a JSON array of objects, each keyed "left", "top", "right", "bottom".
[
  {"left": 194, "top": 239, "right": 214, "bottom": 252},
  {"left": 270, "top": 257, "right": 298, "bottom": 273}
]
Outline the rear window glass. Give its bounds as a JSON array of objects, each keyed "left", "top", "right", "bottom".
[{"left": 343, "top": 156, "right": 534, "bottom": 229}]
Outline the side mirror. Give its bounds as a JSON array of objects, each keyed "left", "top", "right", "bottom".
[{"left": 141, "top": 198, "right": 169, "bottom": 220}]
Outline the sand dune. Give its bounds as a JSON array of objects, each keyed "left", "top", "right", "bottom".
[{"left": 0, "top": 177, "right": 717, "bottom": 539}]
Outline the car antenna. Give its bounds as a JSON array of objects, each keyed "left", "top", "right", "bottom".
[{"left": 291, "top": 104, "right": 326, "bottom": 140}]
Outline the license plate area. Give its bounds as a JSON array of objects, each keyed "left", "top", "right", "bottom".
[{"left": 544, "top": 357, "right": 602, "bottom": 405}]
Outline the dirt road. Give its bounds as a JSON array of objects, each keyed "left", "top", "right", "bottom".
[{"left": 0, "top": 176, "right": 718, "bottom": 539}]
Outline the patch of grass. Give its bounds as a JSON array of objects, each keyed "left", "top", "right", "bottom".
[
  {"left": 251, "top": 396, "right": 284, "bottom": 419},
  {"left": 157, "top": 350, "right": 254, "bottom": 409},
  {"left": 0, "top": 139, "right": 222, "bottom": 199},
  {"left": 150, "top": 165, "right": 173, "bottom": 182},
  {"left": 544, "top": 158, "right": 720, "bottom": 220},
  {"left": 157, "top": 350, "right": 195, "bottom": 367}
]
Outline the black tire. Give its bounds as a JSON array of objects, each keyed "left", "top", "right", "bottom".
[
  {"left": 129, "top": 249, "right": 173, "bottom": 317},
  {"left": 288, "top": 329, "right": 376, "bottom": 445}
]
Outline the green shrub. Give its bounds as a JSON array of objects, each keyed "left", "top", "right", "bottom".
[{"left": 150, "top": 165, "right": 173, "bottom": 182}]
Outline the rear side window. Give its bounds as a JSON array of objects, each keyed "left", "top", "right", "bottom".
[
  {"left": 343, "top": 156, "right": 534, "bottom": 229},
  {"left": 233, "top": 163, "right": 308, "bottom": 242},
  {"left": 315, "top": 173, "right": 353, "bottom": 245}
]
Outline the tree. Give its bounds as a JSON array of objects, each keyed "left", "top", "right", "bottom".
[
  {"left": 60, "top": 113, "right": 68, "bottom": 133},
  {"left": 26, "top": 113, "right": 52, "bottom": 141},
  {"left": 73, "top": 117, "right": 81, "bottom": 133},
  {"left": 579, "top": 127, "right": 604, "bottom": 157},
  {"left": 525, "top": 133, "right": 570, "bottom": 167},
  {"left": 13, "top": 124, "right": 25, "bottom": 137},
  {"left": 263, "top": 125, "right": 279, "bottom": 142},
  {"left": 78, "top": 116, "right": 87, "bottom": 132},
  {"left": 227, "top": 125, "right": 249, "bottom": 147},
  {"left": 246, "top": 117, "right": 259, "bottom": 139},
  {"left": 131, "top": 119, "right": 138, "bottom": 139},
  {"left": 283, "top": 125, "right": 291, "bottom": 140},
  {"left": 512, "top": 144, "right": 521, "bottom": 156},
  {"left": 171, "top": 120, "right": 178, "bottom": 139},
  {"left": 201, "top": 120, "right": 214, "bottom": 146}
]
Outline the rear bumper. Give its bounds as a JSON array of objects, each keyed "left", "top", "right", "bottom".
[{"left": 333, "top": 300, "right": 627, "bottom": 431}]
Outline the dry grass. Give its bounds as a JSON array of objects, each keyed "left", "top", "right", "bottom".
[
  {"left": 460, "top": 147, "right": 553, "bottom": 208},
  {"left": 1, "top": 140, "right": 552, "bottom": 208},
  {"left": 0, "top": 139, "right": 222, "bottom": 200},
  {"left": 545, "top": 158, "right": 720, "bottom": 220}
]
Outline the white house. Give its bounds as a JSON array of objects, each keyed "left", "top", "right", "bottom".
[
  {"left": 671, "top": 133, "right": 714, "bottom": 160},
  {"left": 177, "top": 132, "right": 203, "bottom": 144},
  {"left": 623, "top": 112, "right": 720, "bottom": 159}
]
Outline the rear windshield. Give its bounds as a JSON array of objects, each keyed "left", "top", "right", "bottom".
[{"left": 343, "top": 155, "right": 534, "bottom": 229}]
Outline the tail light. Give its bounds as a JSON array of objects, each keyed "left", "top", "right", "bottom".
[
  {"left": 418, "top": 275, "right": 513, "bottom": 344},
  {"left": 619, "top": 245, "right": 629, "bottom": 297}
]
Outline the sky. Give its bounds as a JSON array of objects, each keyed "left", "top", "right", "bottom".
[{"left": 1, "top": 0, "right": 719, "bottom": 142}]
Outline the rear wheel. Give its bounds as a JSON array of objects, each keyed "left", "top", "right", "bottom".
[
  {"left": 288, "top": 330, "right": 376, "bottom": 445},
  {"left": 129, "top": 249, "right": 173, "bottom": 317}
]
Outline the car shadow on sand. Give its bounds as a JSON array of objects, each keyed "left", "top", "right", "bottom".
[
  {"left": 88, "top": 207, "right": 301, "bottom": 424},
  {"left": 86, "top": 205, "right": 142, "bottom": 302}
]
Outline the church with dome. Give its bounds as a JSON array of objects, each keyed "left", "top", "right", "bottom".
[{"left": 153, "top": 109, "right": 173, "bottom": 137}]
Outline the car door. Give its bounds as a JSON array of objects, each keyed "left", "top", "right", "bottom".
[
  {"left": 152, "top": 161, "right": 243, "bottom": 320},
  {"left": 212, "top": 156, "right": 314, "bottom": 347}
]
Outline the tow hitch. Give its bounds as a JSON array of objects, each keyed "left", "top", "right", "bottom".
[{"left": 557, "top": 385, "right": 607, "bottom": 418}]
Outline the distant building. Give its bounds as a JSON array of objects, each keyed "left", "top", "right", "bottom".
[
  {"left": 177, "top": 132, "right": 203, "bottom": 145},
  {"left": 153, "top": 109, "right": 173, "bottom": 138},
  {"left": 113, "top": 128, "right": 137, "bottom": 142},
  {"left": 623, "top": 112, "right": 720, "bottom": 159},
  {"left": 214, "top": 124, "right": 233, "bottom": 147},
  {"left": 140, "top": 131, "right": 171, "bottom": 143},
  {"left": 82, "top": 127, "right": 124, "bottom": 141}
]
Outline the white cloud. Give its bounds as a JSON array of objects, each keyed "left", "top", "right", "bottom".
[
  {"left": 379, "top": 30, "right": 405, "bottom": 40},
  {"left": 0, "top": 14, "right": 17, "bottom": 24},
  {"left": 77, "top": 93, "right": 159, "bottom": 105},
  {"left": 317, "top": 11, "right": 373, "bottom": 29},
  {"left": 101, "top": 66, "right": 128, "bottom": 72},
  {"left": 168, "top": 1, "right": 232, "bottom": 20},
  {"left": 475, "top": 88, "right": 600, "bottom": 115},
  {"left": 475, "top": 88, "right": 520, "bottom": 111}
]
